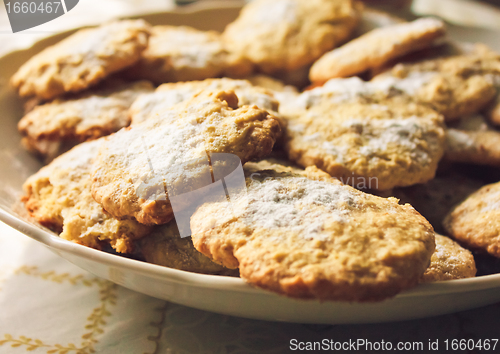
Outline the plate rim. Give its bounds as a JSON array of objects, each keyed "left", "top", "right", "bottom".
[{"left": 3, "top": 204, "right": 500, "bottom": 301}]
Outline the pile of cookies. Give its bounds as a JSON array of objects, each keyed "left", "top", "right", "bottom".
[{"left": 14, "top": 0, "right": 500, "bottom": 302}]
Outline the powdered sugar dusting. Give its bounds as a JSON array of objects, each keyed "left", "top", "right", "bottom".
[
  {"left": 70, "top": 20, "right": 148, "bottom": 56},
  {"left": 343, "top": 116, "right": 436, "bottom": 164},
  {"left": 72, "top": 27, "right": 113, "bottom": 55},
  {"left": 240, "top": 177, "right": 360, "bottom": 240},
  {"left": 321, "top": 142, "right": 348, "bottom": 164},
  {"left": 102, "top": 108, "right": 213, "bottom": 200},
  {"left": 309, "top": 116, "right": 439, "bottom": 165},
  {"left": 51, "top": 138, "right": 103, "bottom": 174},
  {"left": 131, "top": 79, "right": 278, "bottom": 124},
  {"left": 433, "top": 242, "right": 459, "bottom": 264},
  {"left": 294, "top": 74, "right": 436, "bottom": 110},
  {"left": 379, "top": 71, "right": 438, "bottom": 96},
  {"left": 254, "top": 0, "right": 298, "bottom": 24},
  {"left": 130, "top": 89, "right": 198, "bottom": 124},
  {"left": 96, "top": 94, "right": 264, "bottom": 200},
  {"left": 149, "top": 26, "right": 225, "bottom": 69}
]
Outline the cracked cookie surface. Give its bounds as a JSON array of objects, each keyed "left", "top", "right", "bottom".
[{"left": 91, "top": 90, "right": 282, "bottom": 225}]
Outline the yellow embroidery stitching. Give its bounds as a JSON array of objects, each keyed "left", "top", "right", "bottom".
[
  {"left": 144, "top": 302, "right": 170, "bottom": 354},
  {"left": 0, "top": 266, "right": 118, "bottom": 354},
  {"left": 14, "top": 265, "right": 103, "bottom": 286},
  {"left": 81, "top": 282, "right": 117, "bottom": 352},
  {"left": 0, "top": 334, "right": 83, "bottom": 353}
]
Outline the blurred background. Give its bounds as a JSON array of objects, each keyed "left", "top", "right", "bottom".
[{"left": 1, "top": 0, "right": 500, "bottom": 60}]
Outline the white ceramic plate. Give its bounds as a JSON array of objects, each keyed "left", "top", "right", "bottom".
[{"left": 1, "top": 3, "right": 500, "bottom": 325}]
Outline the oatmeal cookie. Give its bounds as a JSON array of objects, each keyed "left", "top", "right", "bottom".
[
  {"left": 444, "top": 181, "right": 500, "bottom": 257},
  {"left": 139, "top": 222, "right": 238, "bottom": 276},
  {"left": 282, "top": 78, "right": 446, "bottom": 190},
  {"left": 222, "top": 0, "right": 362, "bottom": 74},
  {"left": 11, "top": 20, "right": 151, "bottom": 100},
  {"left": 445, "top": 129, "right": 500, "bottom": 167},
  {"left": 369, "top": 40, "right": 479, "bottom": 79},
  {"left": 126, "top": 26, "right": 252, "bottom": 84},
  {"left": 374, "top": 51, "right": 499, "bottom": 121},
  {"left": 18, "top": 80, "right": 153, "bottom": 161},
  {"left": 310, "top": 18, "right": 445, "bottom": 83},
  {"left": 92, "top": 90, "right": 282, "bottom": 225},
  {"left": 190, "top": 165, "right": 435, "bottom": 302},
  {"left": 421, "top": 234, "right": 476, "bottom": 282},
  {"left": 22, "top": 139, "right": 152, "bottom": 253}
]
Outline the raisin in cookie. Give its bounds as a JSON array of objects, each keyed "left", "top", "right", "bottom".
[
  {"left": 310, "top": 17, "right": 445, "bottom": 83},
  {"left": 92, "top": 90, "right": 282, "bottom": 225},
  {"left": 22, "top": 139, "right": 152, "bottom": 253},
  {"left": 11, "top": 20, "right": 151, "bottom": 100},
  {"left": 126, "top": 26, "right": 252, "bottom": 84},
  {"left": 19, "top": 80, "right": 153, "bottom": 161},
  {"left": 222, "top": 0, "right": 362, "bottom": 75},
  {"left": 190, "top": 165, "right": 435, "bottom": 302},
  {"left": 444, "top": 181, "right": 500, "bottom": 257}
]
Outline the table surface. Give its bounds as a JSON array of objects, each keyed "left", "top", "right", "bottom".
[{"left": 1, "top": 1, "right": 500, "bottom": 353}]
